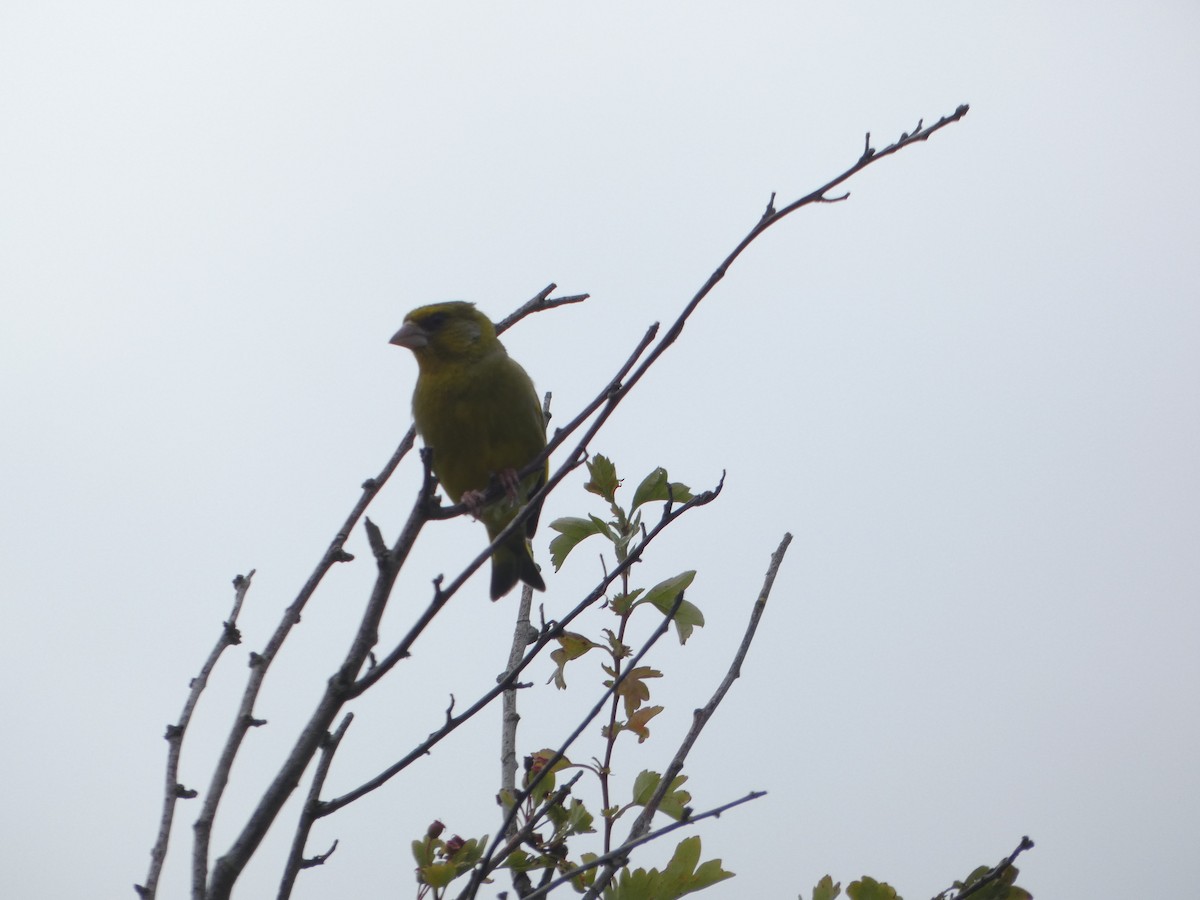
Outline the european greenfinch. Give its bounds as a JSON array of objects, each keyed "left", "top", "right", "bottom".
[{"left": 390, "top": 301, "right": 548, "bottom": 600}]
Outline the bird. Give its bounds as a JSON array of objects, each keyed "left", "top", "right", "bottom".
[{"left": 390, "top": 301, "right": 548, "bottom": 600}]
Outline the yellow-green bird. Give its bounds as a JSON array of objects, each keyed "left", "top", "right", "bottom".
[{"left": 390, "top": 301, "right": 548, "bottom": 600}]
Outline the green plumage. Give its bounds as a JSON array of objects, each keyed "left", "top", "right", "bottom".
[{"left": 390, "top": 302, "right": 547, "bottom": 599}]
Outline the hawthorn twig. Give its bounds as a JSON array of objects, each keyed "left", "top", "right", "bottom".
[
  {"left": 205, "top": 443, "right": 438, "bottom": 900},
  {"left": 523, "top": 791, "right": 766, "bottom": 900},
  {"left": 191, "top": 433, "right": 413, "bottom": 899},
  {"left": 169, "top": 99, "right": 968, "bottom": 897},
  {"left": 583, "top": 533, "right": 792, "bottom": 900},
  {"left": 277, "top": 713, "right": 354, "bottom": 900},
  {"left": 316, "top": 481, "right": 722, "bottom": 817},
  {"left": 496, "top": 283, "right": 590, "bottom": 334},
  {"left": 499, "top": 392, "right": 556, "bottom": 899},
  {"left": 456, "top": 591, "right": 691, "bottom": 900},
  {"left": 935, "top": 836, "right": 1035, "bottom": 900},
  {"left": 135, "top": 571, "right": 253, "bottom": 900}
]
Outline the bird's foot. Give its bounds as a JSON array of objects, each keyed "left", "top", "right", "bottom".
[
  {"left": 460, "top": 489, "right": 487, "bottom": 519},
  {"left": 498, "top": 468, "right": 521, "bottom": 502}
]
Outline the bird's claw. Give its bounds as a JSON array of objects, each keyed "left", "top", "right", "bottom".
[
  {"left": 460, "top": 489, "right": 487, "bottom": 519},
  {"left": 498, "top": 468, "right": 521, "bottom": 503}
]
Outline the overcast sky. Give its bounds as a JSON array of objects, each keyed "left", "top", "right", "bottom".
[{"left": 2, "top": 3, "right": 1197, "bottom": 899}]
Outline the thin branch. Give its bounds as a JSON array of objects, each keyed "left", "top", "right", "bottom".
[
  {"left": 442, "top": 106, "right": 970, "bottom": 545},
  {"left": 205, "top": 462, "right": 434, "bottom": 900},
  {"left": 501, "top": 399, "right": 554, "bottom": 807},
  {"left": 318, "top": 483, "right": 722, "bottom": 817},
  {"left": 496, "top": 283, "right": 591, "bottom": 334},
  {"left": 277, "top": 713, "right": 354, "bottom": 900},
  {"left": 934, "top": 836, "right": 1035, "bottom": 900},
  {"left": 584, "top": 533, "right": 792, "bottom": 900},
  {"left": 500, "top": 538, "right": 541, "bottom": 821},
  {"left": 135, "top": 571, "right": 253, "bottom": 900},
  {"left": 192, "top": 99, "right": 968, "bottom": 895},
  {"left": 456, "top": 591, "right": 691, "bottom": 900},
  {"left": 192, "top": 435, "right": 412, "bottom": 899},
  {"left": 498, "top": 394, "right": 555, "bottom": 899},
  {"left": 522, "top": 791, "right": 766, "bottom": 900}
]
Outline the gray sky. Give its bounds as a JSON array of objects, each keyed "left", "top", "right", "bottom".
[{"left": 2, "top": 3, "right": 1197, "bottom": 898}]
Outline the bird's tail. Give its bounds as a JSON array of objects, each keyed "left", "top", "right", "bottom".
[{"left": 490, "top": 534, "right": 546, "bottom": 601}]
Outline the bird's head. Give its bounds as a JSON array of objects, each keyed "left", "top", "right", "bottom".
[{"left": 390, "top": 301, "right": 500, "bottom": 368}]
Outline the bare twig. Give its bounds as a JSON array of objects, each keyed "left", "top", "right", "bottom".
[
  {"left": 583, "top": 534, "right": 792, "bottom": 899},
  {"left": 498, "top": 394, "right": 555, "bottom": 899},
  {"left": 440, "top": 107, "right": 971, "bottom": 549},
  {"left": 496, "top": 283, "right": 590, "bottom": 334},
  {"left": 501, "top": 396, "right": 554, "bottom": 824},
  {"left": 135, "top": 571, "right": 253, "bottom": 900},
  {"left": 277, "top": 713, "right": 354, "bottom": 900},
  {"left": 191, "top": 435, "right": 412, "bottom": 899}
]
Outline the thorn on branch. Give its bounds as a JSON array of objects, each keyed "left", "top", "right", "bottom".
[
  {"left": 762, "top": 191, "right": 777, "bottom": 219},
  {"left": 364, "top": 517, "right": 388, "bottom": 561},
  {"left": 244, "top": 714, "right": 267, "bottom": 728},
  {"left": 817, "top": 191, "right": 850, "bottom": 204},
  {"left": 861, "top": 131, "right": 874, "bottom": 161},
  {"left": 330, "top": 548, "right": 354, "bottom": 564},
  {"left": 300, "top": 839, "right": 339, "bottom": 870}
]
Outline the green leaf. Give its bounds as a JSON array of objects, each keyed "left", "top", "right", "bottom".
[
  {"left": 547, "top": 797, "right": 596, "bottom": 839},
  {"left": 585, "top": 454, "right": 621, "bottom": 503},
  {"left": 605, "top": 837, "right": 732, "bottom": 900},
  {"left": 846, "top": 876, "right": 900, "bottom": 900},
  {"left": 629, "top": 770, "right": 692, "bottom": 820},
  {"left": 548, "top": 516, "right": 607, "bottom": 570},
  {"left": 669, "top": 599, "right": 705, "bottom": 644},
  {"left": 812, "top": 875, "right": 842, "bottom": 900},
  {"left": 411, "top": 837, "right": 435, "bottom": 867},
  {"left": 610, "top": 588, "right": 644, "bottom": 616},
  {"left": 631, "top": 769, "right": 661, "bottom": 805},
  {"left": 631, "top": 467, "right": 694, "bottom": 511},
  {"left": 548, "top": 631, "right": 600, "bottom": 689},
  {"left": 419, "top": 861, "right": 457, "bottom": 889},
  {"left": 951, "top": 863, "right": 1031, "bottom": 900},
  {"left": 690, "top": 858, "right": 735, "bottom": 892},
  {"left": 637, "top": 571, "right": 703, "bottom": 643},
  {"left": 573, "top": 852, "right": 599, "bottom": 892}
]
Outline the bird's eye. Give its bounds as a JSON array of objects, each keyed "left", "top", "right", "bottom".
[{"left": 422, "top": 312, "right": 448, "bottom": 331}]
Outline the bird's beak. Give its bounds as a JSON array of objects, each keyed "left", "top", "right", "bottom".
[{"left": 389, "top": 320, "right": 428, "bottom": 349}]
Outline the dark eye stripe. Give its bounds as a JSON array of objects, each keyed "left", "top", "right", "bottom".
[{"left": 422, "top": 312, "right": 449, "bottom": 330}]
